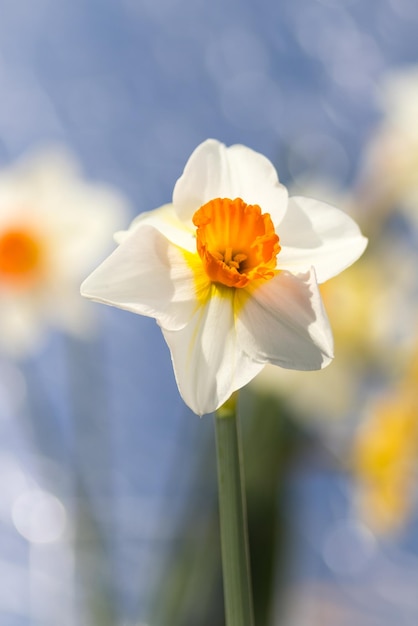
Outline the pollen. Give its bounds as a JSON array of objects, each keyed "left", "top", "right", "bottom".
[
  {"left": 0, "top": 227, "right": 44, "bottom": 287},
  {"left": 193, "top": 197, "right": 280, "bottom": 288}
]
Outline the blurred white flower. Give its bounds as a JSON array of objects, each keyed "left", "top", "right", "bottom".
[
  {"left": 358, "top": 65, "right": 418, "bottom": 222},
  {"left": 0, "top": 148, "right": 127, "bottom": 356}
]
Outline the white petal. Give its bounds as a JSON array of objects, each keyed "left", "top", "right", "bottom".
[
  {"left": 278, "top": 196, "right": 368, "bottom": 283},
  {"left": 81, "top": 225, "right": 199, "bottom": 331},
  {"left": 0, "top": 294, "right": 44, "bottom": 357},
  {"left": 114, "top": 204, "right": 196, "bottom": 252},
  {"left": 162, "top": 285, "right": 264, "bottom": 415},
  {"left": 49, "top": 194, "right": 126, "bottom": 279},
  {"left": 236, "top": 269, "right": 334, "bottom": 370},
  {"left": 172, "top": 139, "right": 288, "bottom": 225}
]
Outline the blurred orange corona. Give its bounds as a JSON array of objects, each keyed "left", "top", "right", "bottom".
[{"left": 0, "top": 227, "right": 45, "bottom": 287}]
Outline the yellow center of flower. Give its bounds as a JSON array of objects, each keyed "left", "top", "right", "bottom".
[
  {"left": 0, "top": 228, "right": 44, "bottom": 287},
  {"left": 193, "top": 197, "right": 280, "bottom": 288}
]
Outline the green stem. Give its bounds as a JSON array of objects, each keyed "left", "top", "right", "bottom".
[{"left": 215, "top": 393, "right": 255, "bottom": 626}]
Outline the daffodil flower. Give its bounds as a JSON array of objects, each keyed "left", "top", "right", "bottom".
[
  {"left": 81, "top": 139, "right": 367, "bottom": 415},
  {"left": 0, "top": 149, "right": 126, "bottom": 356},
  {"left": 353, "top": 391, "right": 418, "bottom": 533},
  {"left": 359, "top": 65, "right": 418, "bottom": 223}
]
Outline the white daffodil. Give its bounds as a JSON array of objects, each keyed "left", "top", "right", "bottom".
[
  {"left": 81, "top": 139, "right": 367, "bottom": 415},
  {"left": 359, "top": 65, "right": 418, "bottom": 220},
  {"left": 0, "top": 148, "right": 127, "bottom": 357}
]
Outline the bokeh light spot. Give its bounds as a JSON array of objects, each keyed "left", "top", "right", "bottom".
[{"left": 12, "top": 489, "right": 67, "bottom": 544}]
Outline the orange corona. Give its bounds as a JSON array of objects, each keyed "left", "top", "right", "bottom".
[
  {"left": 0, "top": 228, "right": 44, "bottom": 286},
  {"left": 193, "top": 197, "right": 280, "bottom": 288}
]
